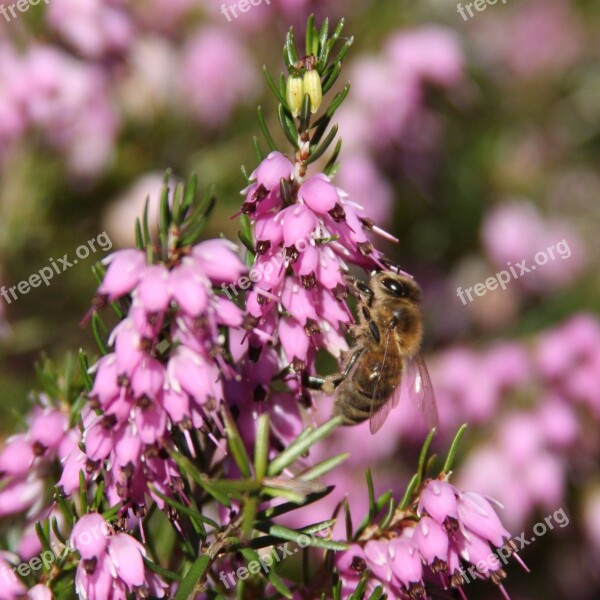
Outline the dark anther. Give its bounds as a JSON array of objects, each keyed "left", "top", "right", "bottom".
[
  {"left": 350, "top": 556, "right": 367, "bottom": 573},
  {"left": 101, "top": 414, "right": 118, "bottom": 429},
  {"left": 304, "top": 318, "right": 321, "bottom": 336},
  {"left": 291, "top": 357, "right": 306, "bottom": 373},
  {"left": 253, "top": 385, "right": 267, "bottom": 402},
  {"left": 83, "top": 557, "right": 98, "bottom": 575},
  {"left": 333, "top": 283, "right": 348, "bottom": 301},
  {"left": 242, "top": 314, "right": 259, "bottom": 330},
  {"left": 32, "top": 441, "right": 47, "bottom": 457},
  {"left": 249, "top": 344, "right": 262, "bottom": 362},
  {"left": 241, "top": 201, "right": 257, "bottom": 214},
  {"left": 117, "top": 374, "right": 130, "bottom": 387},
  {"left": 253, "top": 184, "right": 268, "bottom": 203},
  {"left": 256, "top": 240, "right": 271, "bottom": 255},
  {"left": 359, "top": 217, "right": 374, "bottom": 230},
  {"left": 328, "top": 203, "right": 346, "bottom": 222},
  {"left": 357, "top": 241, "right": 374, "bottom": 256},
  {"left": 301, "top": 272, "right": 317, "bottom": 289},
  {"left": 284, "top": 245, "right": 299, "bottom": 264}
]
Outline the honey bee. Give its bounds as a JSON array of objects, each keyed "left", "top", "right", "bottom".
[{"left": 307, "top": 271, "right": 438, "bottom": 434}]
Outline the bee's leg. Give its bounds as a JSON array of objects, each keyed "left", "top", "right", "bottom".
[
  {"left": 360, "top": 306, "right": 381, "bottom": 343},
  {"left": 303, "top": 348, "right": 363, "bottom": 394},
  {"left": 343, "top": 274, "right": 374, "bottom": 301}
]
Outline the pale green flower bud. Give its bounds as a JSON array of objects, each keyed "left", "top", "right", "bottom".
[
  {"left": 286, "top": 75, "right": 304, "bottom": 118},
  {"left": 303, "top": 70, "right": 322, "bottom": 114}
]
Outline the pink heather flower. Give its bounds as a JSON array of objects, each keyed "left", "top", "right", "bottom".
[
  {"left": 99, "top": 249, "right": 147, "bottom": 300},
  {"left": 71, "top": 514, "right": 168, "bottom": 598},
  {"left": 251, "top": 151, "right": 295, "bottom": 192},
  {"left": 0, "top": 553, "right": 27, "bottom": 598},
  {"left": 457, "top": 492, "right": 510, "bottom": 547},
  {"left": 181, "top": 27, "right": 257, "bottom": 125},
  {"left": 0, "top": 406, "right": 73, "bottom": 518},
  {"left": 46, "top": 0, "right": 134, "bottom": 59},
  {"left": 28, "top": 584, "right": 52, "bottom": 600},
  {"left": 298, "top": 175, "right": 341, "bottom": 214},
  {"left": 0, "top": 435, "right": 34, "bottom": 477},
  {"left": 386, "top": 27, "right": 463, "bottom": 88},
  {"left": 412, "top": 516, "right": 449, "bottom": 568},
  {"left": 71, "top": 513, "right": 111, "bottom": 560},
  {"left": 12, "top": 45, "right": 119, "bottom": 177},
  {"left": 419, "top": 479, "right": 459, "bottom": 524},
  {"left": 388, "top": 538, "right": 424, "bottom": 593}
]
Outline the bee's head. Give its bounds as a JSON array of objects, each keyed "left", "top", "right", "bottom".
[{"left": 372, "top": 272, "right": 422, "bottom": 304}]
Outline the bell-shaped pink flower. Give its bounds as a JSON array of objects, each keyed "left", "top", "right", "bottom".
[
  {"left": 71, "top": 513, "right": 111, "bottom": 560},
  {"left": 29, "top": 408, "right": 68, "bottom": 451},
  {"left": 419, "top": 479, "right": 459, "bottom": 523},
  {"left": 412, "top": 516, "right": 449, "bottom": 566},
  {"left": 457, "top": 492, "right": 510, "bottom": 547},
  {"left": 389, "top": 538, "right": 423, "bottom": 589},
  {"left": 192, "top": 239, "right": 246, "bottom": 284},
  {"left": 298, "top": 174, "right": 340, "bottom": 215},
  {"left": 170, "top": 260, "right": 209, "bottom": 317},
  {"left": 138, "top": 264, "right": 171, "bottom": 313},
  {"left": 277, "top": 204, "right": 318, "bottom": 248},
  {"left": 99, "top": 249, "right": 146, "bottom": 300},
  {"left": 364, "top": 540, "right": 393, "bottom": 583},
  {"left": 251, "top": 151, "right": 294, "bottom": 190},
  {"left": 107, "top": 533, "right": 147, "bottom": 590},
  {"left": 279, "top": 317, "right": 311, "bottom": 363},
  {"left": 0, "top": 435, "right": 34, "bottom": 476}
]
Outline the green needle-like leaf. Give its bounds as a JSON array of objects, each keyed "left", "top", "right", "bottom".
[
  {"left": 416, "top": 427, "right": 437, "bottom": 488},
  {"left": 173, "top": 555, "right": 211, "bottom": 600},
  {"left": 297, "top": 452, "right": 349, "bottom": 481},
  {"left": 254, "top": 413, "right": 270, "bottom": 480},
  {"left": 443, "top": 423, "right": 468, "bottom": 473},
  {"left": 267, "top": 416, "right": 342, "bottom": 476}
]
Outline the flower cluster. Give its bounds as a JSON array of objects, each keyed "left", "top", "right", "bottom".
[
  {"left": 0, "top": 405, "right": 71, "bottom": 518},
  {"left": 71, "top": 513, "right": 167, "bottom": 599},
  {"left": 78, "top": 238, "right": 246, "bottom": 512},
  {"left": 337, "top": 479, "right": 516, "bottom": 599}
]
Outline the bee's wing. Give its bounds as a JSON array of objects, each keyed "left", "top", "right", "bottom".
[
  {"left": 369, "top": 329, "right": 396, "bottom": 435},
  {"left": 406, "top": 354, "right": 438, "bottom": 429}
]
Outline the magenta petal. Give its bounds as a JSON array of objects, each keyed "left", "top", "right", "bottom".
[
  {"left": 412, "top": 516, "right": 449, "bottom": 565},
  {"left": 131, "top": 356, "right": 165, "bottom": 399},
  {"left": 193, "top": 239, "right": 246, "bottom": 284},
  {"left": 419, "top": 479, "right": 459, "bottom": 523},
  {"left": 138, "top": 264, "right": 171, "bottom": 312},
  {"left": 99, "top": 249, "right": 146, "bottom": 299},
  {"left": 0, "top": 435, "right": 34, "bottom": 476},
  {"left": 278, "top": 204, "right": 318, "bottom": 247},
  {"left": 389, "top": 538, "right": 423, "bottom": 588},
  {"left": 364, "top": 540, "right": 393, "bottom": 583},
  {"left": 29, "top": 409, "right": 68, "bottom": 450},
  {"left": 457, "top": 492, "right": 510, "bottom": 547},
  {"left": 298, "top": 175, "right": 340, "bottom": 214},
  {"left": 213, "top": 297, "right": 243, "bottom": 327},
  {"left": 71, "top": 513, "right": 110, "bottom": 559},
  {"left": 108, "top": 533, "right": 146, "bottom": 589},
  {"left": 170, "top": 260, "right": 209, "bottom": 316},
  {"left": 278, "top": 317, "right": 310, "bottom": 363},
  {"left": 251, "top": 151, "right": 294, "bottom": 190}
]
